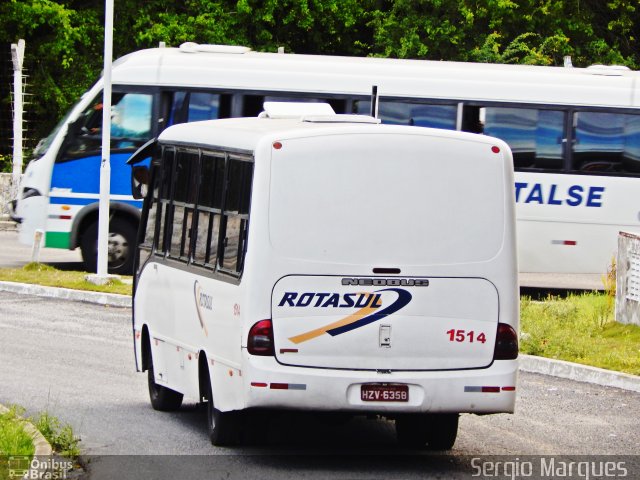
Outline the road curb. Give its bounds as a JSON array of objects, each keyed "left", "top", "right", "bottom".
[
  {"left": 0, "top": 403, "right": 53, "bottom": 477},
  {"left": 0, "top": 280, "right": 131, "bottom": 308},
  {"left": 519, "top": 354, "right": 640, "bottom": 393},
  {"left": 0, "top": 220, "right": 17, "bottom": 232}
]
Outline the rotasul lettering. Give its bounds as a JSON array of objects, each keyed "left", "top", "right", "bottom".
[{"left": 278, "top": 292, "right": 383, "bottom": 308}]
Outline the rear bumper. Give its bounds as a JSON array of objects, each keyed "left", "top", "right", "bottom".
[{"left": 244, "top": 356, "right": 518, "bottom": 415}]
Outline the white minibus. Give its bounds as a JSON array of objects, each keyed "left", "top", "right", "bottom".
[
  {"left": 10, "top": 43, "right": 640, "bottom": 277},
  {"left": 131, "top": 104, "right": 519, "bottom": 448}
]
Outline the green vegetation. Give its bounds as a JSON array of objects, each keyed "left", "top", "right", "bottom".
[
  {"left": 0, "top": 406, "right": 35, "bottom": 457},
  {"left": 33, "top": 411, "right": 80, "bottom": 459},
  {"left": 0, "top": 406, "right": 80, "bottom": 480},
  {"left": 1, "top": 1, "right": 639, "bottom": 150},
  {"left": 0, "top": 154, "right": 11, "bottom": 174},
  {"left": 520, "top": 292, "right": 640, "bottom": 376},
  {"left": 0, "top": 263, "right": 132, "bottom": 296}
]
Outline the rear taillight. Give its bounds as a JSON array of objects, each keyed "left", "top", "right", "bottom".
[
  {"left": 494, "top": 323, "right": 518, "bottom": 360},
  {"left": 248, "top": 320, "right": 274, "bottom": 356}
]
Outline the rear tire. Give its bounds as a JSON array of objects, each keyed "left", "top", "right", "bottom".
[
  {"left": 147, "top": 349, "right": 183, "bottom": 411},
  {"left": 395, "top": 414, "right": 430, "bottom": 448},
  {"left": 204, "top": 372, "right": 242, "bottom": 446},
  {"left": 80, "top": 216, "right": 136, "bottom": 275},
  {"left": 425, "top": 413, "right": 459, "bottom": 450}
]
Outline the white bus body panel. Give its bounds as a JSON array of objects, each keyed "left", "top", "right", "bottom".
[
  {"left": 272, "top": 276, "right": 498, "bottom": 370},
  {"left": 134, "top": 119, "right": 518, "bottom": 415},
  {"left": 16, "top": 46, "right": 640, "bottom": 277},
  {"left": 515, "top": 171, "right": 636, "bottom": 273}
]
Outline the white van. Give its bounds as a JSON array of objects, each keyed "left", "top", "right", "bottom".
[{"left": 131, "top": 103, "right": 519, "bottom": 449}]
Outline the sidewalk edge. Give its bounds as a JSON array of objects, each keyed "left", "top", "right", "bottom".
[
  {"left": 0, "top": 281, "right": 131, "bottom": 308},
  {"left": 519, "top": 354, "right": 640, "bottom": 393}
]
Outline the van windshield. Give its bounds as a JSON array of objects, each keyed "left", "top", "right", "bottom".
[{"left": 269, "top": 133, "right": 506, "bottom": 266}]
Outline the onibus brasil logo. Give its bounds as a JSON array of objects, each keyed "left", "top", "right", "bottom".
[{"left": 279, "top": 280, "right": 419, "bottom": 344}]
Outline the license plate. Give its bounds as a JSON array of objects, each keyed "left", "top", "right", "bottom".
[{"left": 360, "top": 384, "right": 409, "bottom": 402}]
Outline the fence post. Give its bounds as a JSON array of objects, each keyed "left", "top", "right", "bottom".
[{"left": 10, "top": 39, "right": 25, "bottom": 202}]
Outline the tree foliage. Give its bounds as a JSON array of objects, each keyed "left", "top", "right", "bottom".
[{"left": 0, "top": 0, "right": 638, "bottom": 151}]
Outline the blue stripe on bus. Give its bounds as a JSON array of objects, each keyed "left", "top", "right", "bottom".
[{"left": 49, "top": 197, "right": 143, "bottom": 208}]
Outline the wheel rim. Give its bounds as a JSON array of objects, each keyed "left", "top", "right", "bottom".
[{"left": 108, "top": 232, "right": 130, "bottom": 268}]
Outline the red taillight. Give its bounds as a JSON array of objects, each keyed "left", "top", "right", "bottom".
[
  {"left": 494, "top": 323, "right": 518, "bottom": 360},
  {"left": 248, "top": 320, "right": 274, "bottom": 356}
]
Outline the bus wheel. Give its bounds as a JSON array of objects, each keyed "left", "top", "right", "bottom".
[
  {"left": 205, "top": 374, "right": 242, "bottom": 446},
  {"left": 147, "top": 349, "right": 183, "bottom": 411},
  {"left": 395, "top": 414, "right": 429, "bottom": 448},
  {"left": 425, "top": 413, "right": 459, "bottom": 451},
  {"left": 80, "top": 217, "right": 136, "bottom": 275}
]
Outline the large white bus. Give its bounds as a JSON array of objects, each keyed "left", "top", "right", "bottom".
[
  {"left": 131, "top": 104, "right": 519, "bottom": 447},
  {"left": 10, "top": 42, "right": 640, "bottom": 275}
]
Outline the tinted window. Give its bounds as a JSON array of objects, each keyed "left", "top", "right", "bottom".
[
  {"left": 60, "top": 92, "right": 153, "bottom": 159},
  {"left": 354, "top": 100, "right": 457, "bottom": 129},
  {"left": 483, "top": 107, "right": 565, "bottom": 170},
  {"left": 573, "top": 112, "right": 640, "bottom": 174},
  {"left": 150, "top": 146, "right": 254, "bottom": 277}
]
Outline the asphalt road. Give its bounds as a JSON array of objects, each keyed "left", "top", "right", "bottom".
[{"left": 0, "top": 291, "right": 638, "bottom": 479}]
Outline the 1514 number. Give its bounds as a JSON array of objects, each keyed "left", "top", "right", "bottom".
[{"left": 446, "top": 329, "right": 486, "bottom": 343}]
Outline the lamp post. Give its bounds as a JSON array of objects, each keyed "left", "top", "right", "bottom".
[{"left": 91, "top": 0, "right": 114, "bottom": 282}]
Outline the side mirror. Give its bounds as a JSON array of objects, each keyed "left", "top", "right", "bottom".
[
  {"left": 131, "top": 166, "right": 150, "bottom": 199},
  {"left": 127, "top": 138, "right": 157, "bottom": 199}
]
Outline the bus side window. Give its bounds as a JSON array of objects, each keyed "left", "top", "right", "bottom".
[
  {"left": 482, "top": 107, "right": 565, "bottom": 170},
  {"left": 157, "top": 147, "right": 176, "bottom": 254},
  {"left": 193, "top": 153, "right": 225, "bottom": 267},
  {"left": 168, "top": 150, "right": 199, "bottom": 260},
  {"left": 573, "top": 111, "right": 640, "bottom": 174},
  {"left": 354, "top": 100, "right": 457, "bottom": 130},
  {"left": 61, "top": 92, "right": 153, "bottom": 160},
  {"left": 167, "top": 91, "right": 231, "bottom": 127},
  {"left": 218, "top": 158, "right": 253, "bottom": 274}
]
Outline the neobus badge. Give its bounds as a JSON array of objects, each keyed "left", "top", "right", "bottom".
[{"left": 341, "top": 278, "right": 430, "bottom": 287}]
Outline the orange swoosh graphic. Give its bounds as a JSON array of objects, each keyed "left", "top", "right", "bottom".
[{"left": 288, "top": 297, "right": 378, "bottom": 344}]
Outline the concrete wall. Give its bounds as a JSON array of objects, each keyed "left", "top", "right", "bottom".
[{"left": 616, "top": 231, "right": 640, "bottom": 326}]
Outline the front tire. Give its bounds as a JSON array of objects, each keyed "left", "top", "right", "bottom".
[
  {"left": 147, "top": 349, "right": 183, "bottom": 411},
  {"left": 80, "top": 216, "right": 137, "bottom": 275}
]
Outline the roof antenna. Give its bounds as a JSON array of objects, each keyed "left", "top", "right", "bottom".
[{"left": 370, "top": 85, "right": 379, "bottom": 119}]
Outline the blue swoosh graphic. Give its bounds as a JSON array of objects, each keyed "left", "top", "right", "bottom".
[{"left": 326, "top": 288, "right": 412, "bottom": 336}]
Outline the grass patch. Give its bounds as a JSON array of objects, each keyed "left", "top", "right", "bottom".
[
  {"left": 0, "top": 263, "right": 131, "bottom": 296},
  {"left": 520, "top": 292, "right": 640, "bottom": 375},
  {"left": 0, "top": 407, "right": 80, "bottom": 480},
  {"left": 0, "top": 406, "right": 35, "bottom": 457},
  {"left": 32, "top": 412, "right": 80, "bottom": 459}
]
